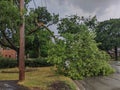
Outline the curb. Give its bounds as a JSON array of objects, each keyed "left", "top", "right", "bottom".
[{"left": 73, "top": 80, "right": 85, "bottom": 90}]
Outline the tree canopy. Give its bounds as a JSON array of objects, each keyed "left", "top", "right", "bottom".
[
  {"left": 96, "top": 19, "right": 120, "bottom": 60},
  {"left": 0, "top": 1, "right": 20, "bottom": 52},
  {"left": 0, "top": 0, "right": 59, "bottom": 58},
  {"left": 25, "top": 7, "right": 59, "bottom": 58},
  {"left": 57, "top": 15, "right": 97, "bottom": 34}
]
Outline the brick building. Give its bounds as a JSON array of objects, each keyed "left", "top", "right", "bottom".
[{"left": 0, "top": 48, "right": 17, "bottom": 59}]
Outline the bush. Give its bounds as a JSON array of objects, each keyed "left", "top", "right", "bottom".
[
  {"left": 0, "top": 57, "right": 53, "bottom": 69},
  {"left": 0, "top": 57, "right": 17, "bottom": 68},
  {"left": 25, "top": 58, "right": 53, "bottom": 67}
]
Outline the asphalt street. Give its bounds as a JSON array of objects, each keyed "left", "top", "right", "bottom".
[{"left": 74, "top": 61, "right": 120, "bottom": 90}]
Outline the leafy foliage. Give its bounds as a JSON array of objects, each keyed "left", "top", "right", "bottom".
[
  {"left": 34, "top": 7, "right": 59, "bottom": 25},
  {"left": 96, "top": 19, "right": 120, "bottom": 51},
  {"left": 25, "top": 7, "right": 58, "bottom": 58},
  {"left": 0, "top": 0, "right": 32, "bottom": 52},
  {"left": 57, "top": 15, "right": 97, "bottom": 34},
  {"left": 0, "top": 0, "right": 59, "bottom": 59},
  {"left": 25, "top": 58, "right": 53, "bottom": 67},
  {"left": 25, "top": 7, "right": 59, "bottom": 34},
  {"left": 26, "top": 30, "right": 52, "bottom": 58},
  {"left": 48, "top": 16, "right": 114, "bottom": 79},
  {"left": 0, "top": 57, "right": 53, "bottom": 68},
  {"left": 0, "top": 1, "right": 21, "bottom": 51},
  {"left": 96, "top": 19, "right": 120, "bottom": 60},
  {"left": 0, "top": 57, "right": 17, "bottom": 68}
]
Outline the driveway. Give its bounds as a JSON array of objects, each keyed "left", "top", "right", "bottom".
[{"left": 74, "top": 61, "right": 120, "bottom": 90}]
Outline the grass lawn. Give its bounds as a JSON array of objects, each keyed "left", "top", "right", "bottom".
[{"left": 0, "top": 67, "right": 77, "bottom": 90}]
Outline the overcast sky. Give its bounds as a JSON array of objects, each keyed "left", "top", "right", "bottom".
[{"left": 29, "top": 0, "right": 120, "bottom": 21}]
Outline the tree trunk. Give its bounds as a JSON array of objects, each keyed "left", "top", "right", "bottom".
[
  {"left": 115, "top": 46, "right": 118, "bottom": 61},
  {"left": 38, "top": 47, "right": 41, "bottom": 58},
  {"left": 17, "top": 51, "right": 19, "bottom": 66},
  {"left": 19, "top": 0, "right": 25, "bottom": 81}
]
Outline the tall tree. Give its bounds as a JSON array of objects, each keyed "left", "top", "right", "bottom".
[
  {"left": 0, "top": 1, "right": 58, "bottom": 81},
  {"left": 0, "top": 1, "right": 58, "bottom": 59},
  {"left": 0, "top": 0, "right": 29, "bottom": 81},
  {"left": 96, "top": 19, "right": 120, "bottom": 60},
  {"left": 19, "top": 0, "right": 25, "bottom": 81},
  {"left": 25, "top": 7, "right": 59, "bottom": 58}
]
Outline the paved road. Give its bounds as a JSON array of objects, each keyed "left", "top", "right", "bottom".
[
  {"left": 0, "top": 80, "right": 29, "bottom": 90},
  {"left": 74, "top": 61, "right": 120, "bottom": 90}
]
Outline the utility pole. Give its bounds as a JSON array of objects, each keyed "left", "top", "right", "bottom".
[{"left": 19, "top": 0, "right": 25, "bottom": 81}]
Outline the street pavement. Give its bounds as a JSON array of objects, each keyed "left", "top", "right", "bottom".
[
  {"left": 0, "top": 80, "right": 29, "bottom": 90},
  {"left": 74, "top": 61, "right": 120, "bottom": 90}
]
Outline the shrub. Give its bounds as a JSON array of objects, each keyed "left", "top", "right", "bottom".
[
  {"left": 0, "top": 57, "right": 17, "bottom": 68},
  {"left": 0, "top": 57, "right": 53, "bottom": 69},
  {"left": 25, "top": 58, "right": 53, "bottom": 67}
]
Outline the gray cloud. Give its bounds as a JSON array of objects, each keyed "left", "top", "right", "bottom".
[
  {"left": 54, "top": 0, "right": 120, "bottom": 20},
  {"left": 58, "top": 0, "right": 120, "bottom": 13},
  {"left": 30, "top": 0, "right": 120, "bottom": 21}
]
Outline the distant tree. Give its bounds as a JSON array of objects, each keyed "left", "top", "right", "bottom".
[
  {"left": 96, "top": 19, "right": 120, "bottom": 60},
  {"left": 83, "top": 16, "right": 98, "bottom": 31},
  {"left": 57, "top": 15, "right": 98, "bottom": 34}
]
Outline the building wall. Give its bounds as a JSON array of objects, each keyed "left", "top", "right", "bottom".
[{"left": 0, "top": 48, "right": 17, "bottom": 59}]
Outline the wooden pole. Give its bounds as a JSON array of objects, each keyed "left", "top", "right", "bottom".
[{"left": 19, "top": 0, "right": 25, "bottom": 81}]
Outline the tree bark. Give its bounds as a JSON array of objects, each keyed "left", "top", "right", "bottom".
[
  {"left": 17, "top": 51, "right": 19, "bottom": 66},
  {"left": 38, "top": 47, "right": 41, "bottom": 58},
  {"left": 115, "top": 46, "right": 118, "bottom": 61},
  {"left": 19, "top": 0, "right": 25, "bottom": 81}
]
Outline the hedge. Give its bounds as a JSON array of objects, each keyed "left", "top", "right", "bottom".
[{"left": 0, "top": 57, "right": 53, "bottom": 68}]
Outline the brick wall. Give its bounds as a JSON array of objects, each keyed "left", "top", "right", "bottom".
[{"left": 0, "top": 48, "right": 17, "bottom": 59}]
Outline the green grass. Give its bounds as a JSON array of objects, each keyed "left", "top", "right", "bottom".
[{"left": 0, "top": 67, "right": 76, "bottom": 90}]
